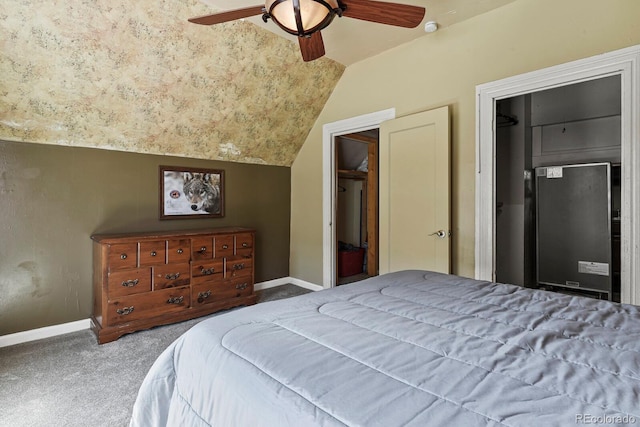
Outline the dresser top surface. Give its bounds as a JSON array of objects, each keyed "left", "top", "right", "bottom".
[{"left": 91, "top": 227, "right": 255, "bottom": 243}]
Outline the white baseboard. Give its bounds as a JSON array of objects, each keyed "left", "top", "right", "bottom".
[
  {"left": 0, "top": 277, "right": 322, "bottom": 348},
  {"left": 254, "top": 276, "right": 324, "bottom": 292},
  {"left": 253, "top": 276, "right": 292, "bottom": 291},
  {"left": 286, "top": 277, "right": 324, "bottom": 292},
  {"left": 0, "top": 318, "right": 91, "bottom": 349}
]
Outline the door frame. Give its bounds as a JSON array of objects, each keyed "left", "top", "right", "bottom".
[
  {"left": 476, "top": 44, "right": 640, "bottom": 305},
  {"left": 322, "top": 108, "right": 395, "bottom": 288}
]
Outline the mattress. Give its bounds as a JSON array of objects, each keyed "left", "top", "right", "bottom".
[{"left": 130, "top": 270, "right": 640, "bottom": 426}]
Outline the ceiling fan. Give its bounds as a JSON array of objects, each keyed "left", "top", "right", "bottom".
[{"left": 188, "top": 0, "right": 426, "bottom": 62}]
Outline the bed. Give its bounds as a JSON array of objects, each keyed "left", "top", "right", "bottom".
[{"left": 130, "top": 270, "right": 640, "bottom": 426}]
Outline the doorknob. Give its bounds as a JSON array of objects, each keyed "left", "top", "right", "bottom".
[{"left": 429, "top": 230, "right": 447, "bottom": 238}]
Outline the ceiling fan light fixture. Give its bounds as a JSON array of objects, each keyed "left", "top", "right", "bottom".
[
  {"left": 188, "top": 0, "right": 425, "bottom": 62},
  {"left": 265, "top": 0, "right": 343, "bottom": 36}
]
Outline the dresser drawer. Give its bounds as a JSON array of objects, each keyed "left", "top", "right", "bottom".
[
  {"left": 235, "top": 233, "right": 253, "bottom": 252},
  {"left": 227, "top": 258, "right": 253, "bottom": 279},
  {"left": 167, "top": 239, "right": 191, "bottom": 264},
  {"left": 192, "top": 259, "right": 224, "bottom": 284},
  {"left": 236, "top": 247, "right": 253, "bottom": 258},
  {"left": 107, "top": 268, "right": 151, "bottom": 298},
  {"left": 153, "top": 263, "right": 190, "bottom": 290},
  {"left": 107, "top": 286, "right": 190, "bottom": 326},
  {"left": 107, "top": 243, "right": 138, "bottom": 271},
  {"left": 215, "top": 235, "right": 234, "bottom": 258},
  {"left": 192, "top": 237, "right": 214, "bottom": 261},
  {"left": 139, "top": 241, "right": 166, "bottom": 266},
  {"left": 192, "top": 279, "right": 253, "bottom": 307}
]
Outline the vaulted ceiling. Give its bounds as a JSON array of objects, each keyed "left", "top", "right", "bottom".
[
  {"left": 229, "top": 0, "right": 517, "bottom": 65},
  {"left": 0, "top": 0, "right": 515, "bottom": 167}
]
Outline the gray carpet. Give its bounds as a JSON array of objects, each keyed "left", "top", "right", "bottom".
[{"left": 0, "top": 284, "right": 311, "bottom": 427}]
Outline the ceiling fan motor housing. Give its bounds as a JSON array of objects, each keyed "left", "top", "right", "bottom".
[{"left": 264, "top": 0, "right": 345, "bottom": 37}]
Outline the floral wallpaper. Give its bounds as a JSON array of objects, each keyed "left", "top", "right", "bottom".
[{"left": 0, "top": 0, "right": 345, "bottom": 166}]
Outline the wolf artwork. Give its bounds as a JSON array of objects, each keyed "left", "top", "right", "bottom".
[
  {"left": 161, "top": 168, "right": 223, "bottom": 217},
  {"left": 182, "top": 172, "right": 221, "bottom": 214}
]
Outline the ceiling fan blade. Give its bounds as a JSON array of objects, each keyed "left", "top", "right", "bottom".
[
  {"left": 188, "top": 6, "right": 265, "bottom": 25},
  {"left": 299, "top": 32, "right": 326, "bottom": 62},
  {"left": 341, "top": 0, "right": 425, "bottom": 28}
]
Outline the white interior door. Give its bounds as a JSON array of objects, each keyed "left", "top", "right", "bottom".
[{"left": 379, "top": 106, "right": 451, "bottom": 274}]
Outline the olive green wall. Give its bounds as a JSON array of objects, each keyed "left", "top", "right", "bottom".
[
  {"left": 0, "top": 140, "right": 290, "bottom": 336},
  {"left": 289, "top": 0, "right": 640, "bottom": 285}
]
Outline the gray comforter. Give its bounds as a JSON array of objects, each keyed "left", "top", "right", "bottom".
[{"left": 130, "top": 270, "right": 640, "bottom": 426}]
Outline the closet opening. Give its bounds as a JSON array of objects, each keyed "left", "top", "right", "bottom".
[
  {"left": 335, "top": 131, "right": 379, "bottom": 285},
  {"left": 495, "top": 75, "right": 622, "bottom": 301}
]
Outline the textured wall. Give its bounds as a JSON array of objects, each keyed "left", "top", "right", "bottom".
[{"left": 0, "top": 0, "right": 344, "bottom": 166}]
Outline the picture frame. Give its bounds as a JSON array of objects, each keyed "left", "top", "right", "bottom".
[{"left": 159, "top": 166, "right": 225, "bottom": 220}]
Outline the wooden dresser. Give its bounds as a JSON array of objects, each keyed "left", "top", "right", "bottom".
[{"left": 91, "top": 227, "right": 256, "bottom": 344}]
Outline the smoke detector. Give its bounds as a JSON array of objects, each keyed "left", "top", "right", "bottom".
[{"left": 424, "top": 21, "right": 438, "bottom": 33}]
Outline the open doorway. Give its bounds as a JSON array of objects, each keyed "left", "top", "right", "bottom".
[
  {"left": 323, "top": 106, "right": 450, "bottom": 288},
  {"left": 495, "top": 76, "right": 621, "bottom": 301},
  {"left": 322, "top": 108, "right": 395, "bottom": 289},
  {"left": 335, "top": 131, "right": 378, "bottom": 285},
  {"left": 476, "top": 44, "right": 640, "bottom": 306}
]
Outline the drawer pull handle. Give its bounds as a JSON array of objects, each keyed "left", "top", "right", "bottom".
[
  {"left": 200, "top": 267, "right": 216, "bottom": 275},
  {"left": 199, "top": 246, "right": 207, "bottom": 253},
  {"left": 198, "top": 290, "right": 212, "bottom": 302},
  {"left": 116, "top": 306, "right": 134, "bottom": 315},
  {"left": 177, "top": 248, "right": 184, "bottom": 254},
  {"left": 222, "top": 244, "right": 229, "bottom": 250},
  {"left": 167, "top": 296, "right": 184, "bottom": 304},
  {"left": 235, "top": 283, "right": 248, "bottom": 290},
  {"left": 165, "top": 272, "right": 180, "bottom": 280},
  {"left": 232, "top": 263, "right": 245, "bottom": 270},
  {"left": 242, "top": 242, "right": 248, "bottom": 248},
  {"left": 150, "top": 251, "right": 157, "bottom": 257},
  {"left": 121, "top": 279, "right": 139, "bottom": 287},
  {"left": 120, "top": 253, "right": 128, "bottom": 260}
]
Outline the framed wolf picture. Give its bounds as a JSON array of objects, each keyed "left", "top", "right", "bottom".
[{"left": 159, "top": 166, "right": 225, "bottom": 219}]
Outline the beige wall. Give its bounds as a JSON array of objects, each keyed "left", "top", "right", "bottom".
[
  {"left": 0, "top": 141, "right": 291, "bottom": 335},
  {"left": 290, "top": 0, "right": 640, "bottom": 285}
]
